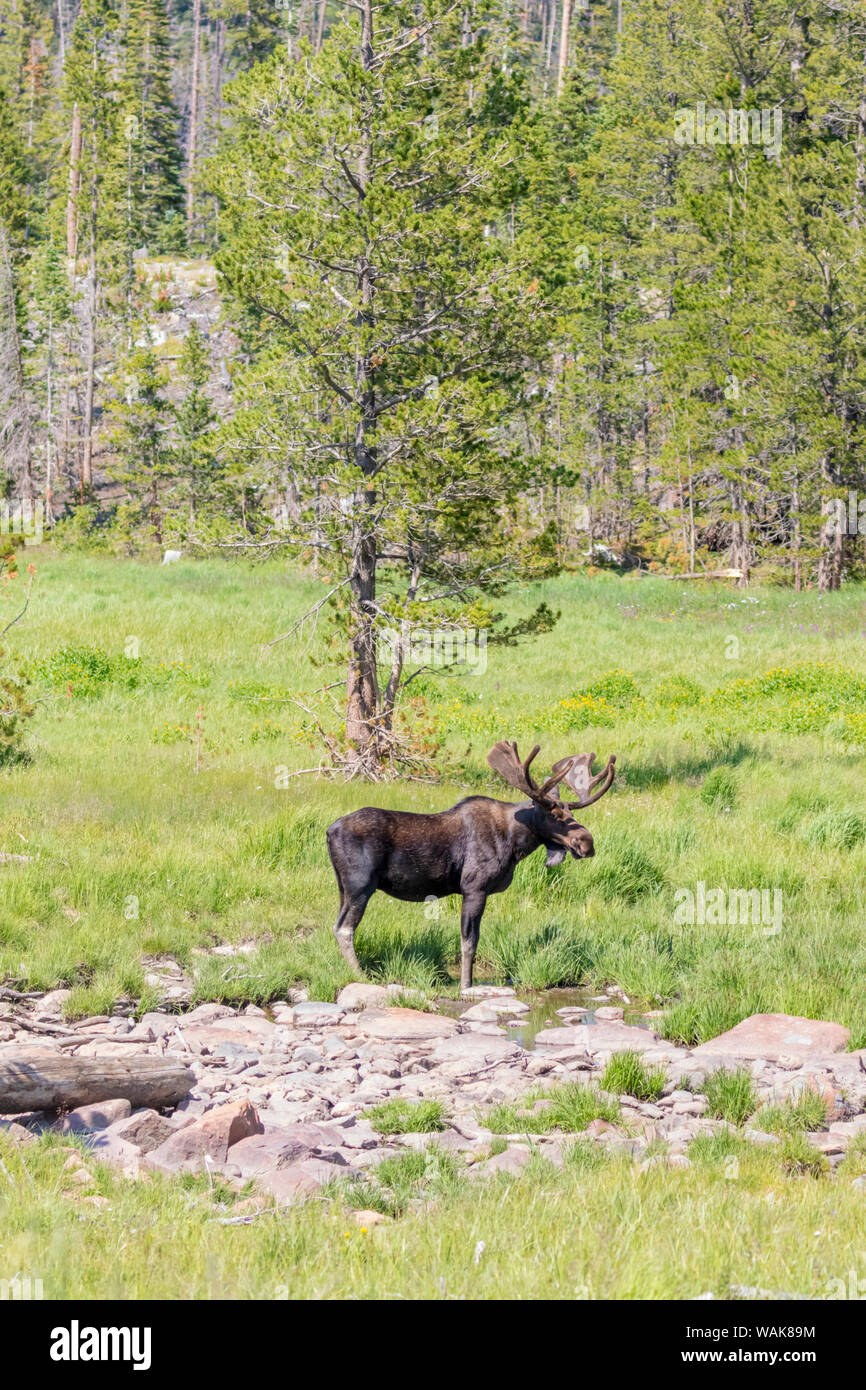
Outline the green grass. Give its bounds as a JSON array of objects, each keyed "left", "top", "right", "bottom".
[
  {"left": 601, "top": 1051, "right": 666, "bottom": 1101},
  {"left": 2, "top": 1131, "right": 864, "bottom": 1299},
  {"left": 2, "top": 552, "right": 866, "bottom": 1043},
  {"left": 701, "top": 1069, "right": 759, "bottom": 1126},
  {"left": 363, "top": 1100, "right": 447, "bottom": 1135},
  {"left": 4, "top": 551, "right": 866, "bottom": 1295},
  {"left": 487, "top": 1082, "right": 621, "bottom": 1134},
  {"left": 754, "top": 1092, "right": 829, "bottom": 1135}
]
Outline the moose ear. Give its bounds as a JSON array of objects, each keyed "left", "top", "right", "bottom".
[{"left": 545, "top": 846, "right": 567, "bottom": 867}]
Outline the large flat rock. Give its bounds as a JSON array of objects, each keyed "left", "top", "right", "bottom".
[
  {"left": 177, "top": 1015, "right": 276, "bottom": 1051},
  {"left": 533, "top": 1021, "right": 662, "bottom": 1055},
  {"left": 691, "top": 1013, "right": 850, "bottom": 1064},
  {"left": 353, "top": 1007, "right": 459, "bottom": 1043}
]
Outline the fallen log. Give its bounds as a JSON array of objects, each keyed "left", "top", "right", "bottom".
[{"left": 0, "top": 1052, "right": 195, "bottom": 1114}]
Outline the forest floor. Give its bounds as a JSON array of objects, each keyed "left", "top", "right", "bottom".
[{"left": 1, "top": 549, "right": 866, "bottom": 1299}]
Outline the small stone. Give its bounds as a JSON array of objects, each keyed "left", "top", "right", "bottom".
[
  {"left": 352, "top": 1208, "right": 389, "bottom": 1226},
  {"left": 594, "top": 1006, "right": 624, "bottom": 1021}
]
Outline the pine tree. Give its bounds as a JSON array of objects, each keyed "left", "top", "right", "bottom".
[{"left": 212, "top": 0, "right": 556, "bottom": 772}]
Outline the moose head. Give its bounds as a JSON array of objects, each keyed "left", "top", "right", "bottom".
[{"left": 486, "top": 741, "right": 616, "bottom": 865}]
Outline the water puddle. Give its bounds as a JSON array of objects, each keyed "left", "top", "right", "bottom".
[{"left": 437, "top": 986, "right": 657, "bottom": 1050}]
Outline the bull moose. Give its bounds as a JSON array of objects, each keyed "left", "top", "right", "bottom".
[{"left": 326, "top": 742, "right": 616, "bottom": 992}]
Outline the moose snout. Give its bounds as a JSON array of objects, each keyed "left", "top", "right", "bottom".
[{"left": 572, "top": 835, "right": 595, "bottom": 859}]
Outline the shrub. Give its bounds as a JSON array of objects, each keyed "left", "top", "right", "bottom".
[
  {"left": 0, "top": 650, "right": 35, "bottom": 766},
  {"left": 654, "top": 675, "right": 703, "bottom": 708}
]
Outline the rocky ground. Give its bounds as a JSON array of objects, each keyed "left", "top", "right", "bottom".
[{"left": 2, "top": 981, "right": 865, "bottom": 1214}]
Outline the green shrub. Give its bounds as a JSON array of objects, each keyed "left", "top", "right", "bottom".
[{"left": 654, "top": 675, "right": 703, "bottom": 708}]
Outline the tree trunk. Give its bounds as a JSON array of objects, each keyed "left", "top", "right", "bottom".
[
  {"left": 344, "top": 0, "right": 382, "bottom": 767},
  {"left": 556, "top": 0, "right": 571, "bottom": 95},
  {"left": 0, "top": 1052, "right": 195, "bottom": 1114},
  {"left": 66, "top": 102, "right": 81, "bottom": 261},
  {"left": 81, "top": 123, "right": 98, "bottom": 494},
  {"left": 817, "top": 453, "right": 843, "bottom": 592},
  {"left": 187, "top": 0, "right": 202, "bottom": 239}
]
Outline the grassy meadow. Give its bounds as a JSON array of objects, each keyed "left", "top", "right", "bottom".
[
  {"left": 3, "top": 549, "right": 866, "bottom": 1043},
  {"left": 3, "top": 550, "right": 866, "bottom": 1301}
]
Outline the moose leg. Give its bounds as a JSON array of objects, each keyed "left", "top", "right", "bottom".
[
  {"left": 459, "top": 892, "right": 487, "bottom": 993},
  {"left": 333, "top": 889, "right": 372, "bottom": 974}
]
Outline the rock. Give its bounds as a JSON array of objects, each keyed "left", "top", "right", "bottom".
[
  {"left": 142, "top": 956, "right": 194, "bottom": 1006},
  {"left": 105, "top": 1109, "right": 176, "bottom": 1154},
  {"left": 144, "top": 1098, "right": 263, "bottom": 1173},
  {"left": 0, "top": 1120, "right": 35, "bottom": 1144},
  {"left": 336, "top": 982, "right": 391, "bottom": 1010},
  {"left": 85, "top": 1131, "right": 142, "bottom": 1174},
  {"left": 183, "top": 1003, "right": 237, "bottom": 1024},
  {"left": 468, "top": 1145, "right": 532, "bottom": 1178},
  {"left": 0, "top": 1025, "right": 15, "bottom": 1042},
  {"left": 257, "top": 1157, "right": 346, "bottom": 1203},
  {"left": 426, "top": 1033, "right": 523, "bottom": 1075},
  {"left": 289, "top": 1003, "right": 347, "bottom": 1028},
  {"left": 129, "top": 1012, "right": 178, "bottom": 1040},
  {"left": 33, "top": 988, "right": 72, "bottom": 1018},
  {"left": 829, "top": 1116, "right": 866, "bottom": 1138},
  {"left": 180, "top": 1016, "right": 275, "bottom": 1053},
  {"left": 691, "top": 1014, "right": 849, "bottom": 1064},
  {"left": 352, "top": 1209, "right": 388, "bottom": 1227},
  {"left": 807, "top": 1132, "right": 846, "bottom": 1155},
  {"left": 459, "top": 986, "right": 516, "bottom": 1000},
  {"left": 556, "top": 1006, "right": 588, "bottom": 1018},
  {"left": 534, "top": 1021, "right": 663, "bottom": 1054},
  {"left": 355, "top": 1008, "right": 458, "bottom": 1043},
  {"left": 460, "top": 999, "right": 530, "bottom": 1022},
  {"left": 594, "top": 1006, "right": 625, "bottom": 1021},
  {"left": 55, "top": 1098, "right": 132, "bottom": 1134},
  {"left": 226, "top": 1129, "right": 343, "bottom": 1178}
]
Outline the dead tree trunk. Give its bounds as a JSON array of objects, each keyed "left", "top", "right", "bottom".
[{"left": 0, "top": 1053, "right": 195, "bottom": 1114}]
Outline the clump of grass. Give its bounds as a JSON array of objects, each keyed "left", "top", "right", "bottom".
[
  {"left": 487, "top": 1082, "right": 620, "bottom": 1135},
  {"left": 700, "top": 766, "right": 737, "bottom": 809},
  {"left": 753, "top": 1092, "right": 828, "bottom": 1135},
  {"left": 778, "top": 1131, "right": 828, "bottom": 1178},
  {"left": 588, "top": 840, "right": 665, "bottom": 904},
  {"left": 774, "top": 790, "right": 829, "bottom": 833},
  {"left": 363, "top": 1099, "right": 447, "bottom": 1135},
  {"left": 802, "top": 809, "right": 866, "bottom": 852},
  {"left": 337, "top": 1147, "right": 462, "bottom": 1217},
  {"left": 701, "top": 1068, "right": 757, "bottom": 1126},
  {"left": 601, "top": 1050, "right": 666, "bottom": 1101}
]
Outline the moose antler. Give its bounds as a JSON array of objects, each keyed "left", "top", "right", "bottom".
[
  {"left": 549, "top": 750, "right": 617, "bottom": 808},
  {"left": 487, "top": 741, "right": 577, "bottom": 808}
]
